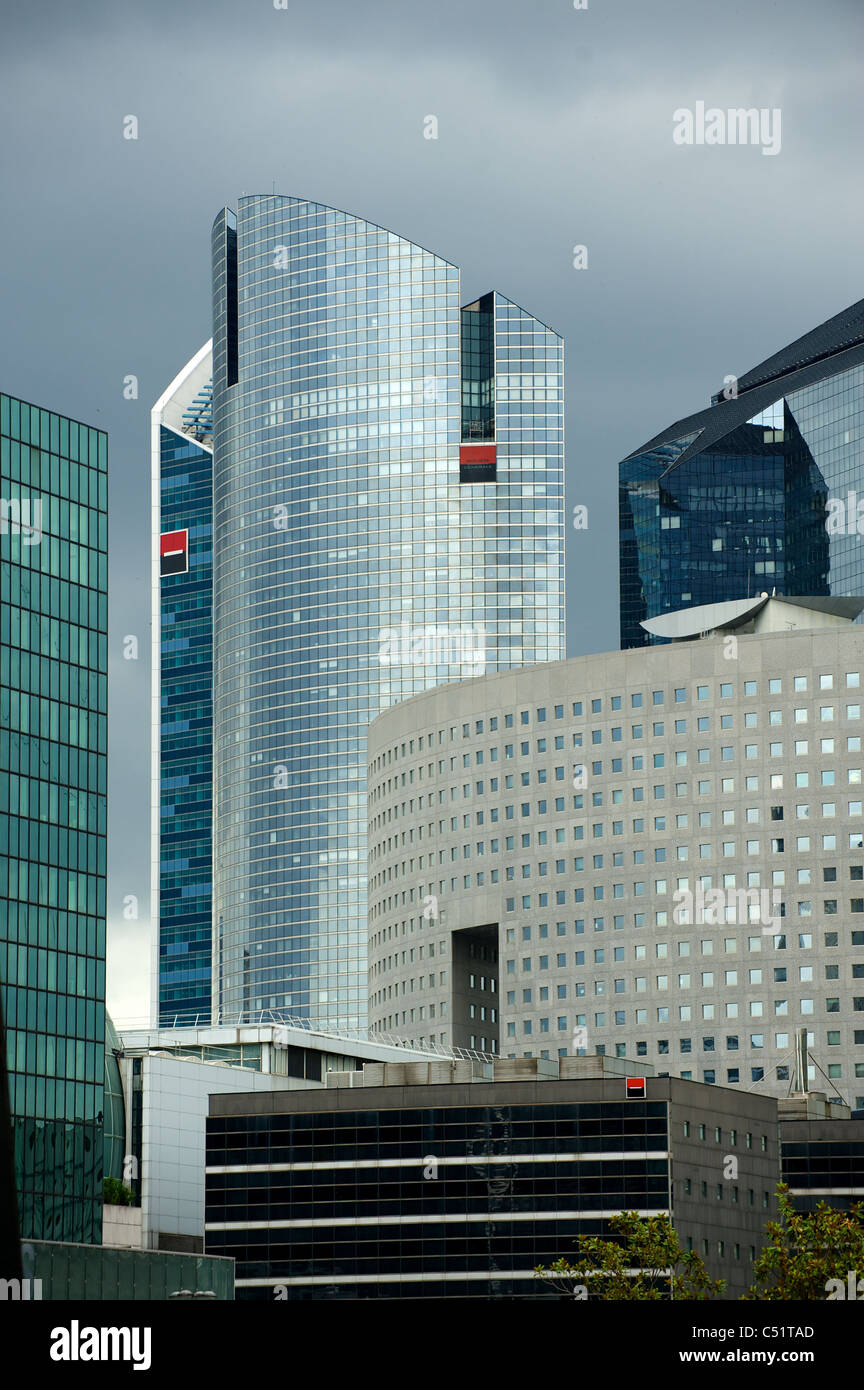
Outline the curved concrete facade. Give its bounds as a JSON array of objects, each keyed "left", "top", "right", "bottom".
[{"left": 368, "top": 613, "right": 864, "bottom": 1105}]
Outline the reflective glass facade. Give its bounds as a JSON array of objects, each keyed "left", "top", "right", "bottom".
[
  {"left": 782, "top": 1123, "right": 864, "bottom": 1213},
  {"left": 157, "top": 422, "right": 213, "bottom": 1025},
  {"left": 26, "top": 1238, "right": 234, "bottom": 1300},
  {"left": 0, "top": 392, "right": 108, "bottom": 1243},
  {"left": 620, "top": 300, "right": 864, "bottom": 647},
  {"left": 210, "top": 196, "right": 564, "bottom": 1030},
  {"left": 461, "top": 293, "right": 494, "bottom": 440},
  {"left": 103, "top": 1015, "right": 125, "bottom": 1183}
]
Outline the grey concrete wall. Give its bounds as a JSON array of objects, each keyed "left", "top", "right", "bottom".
[{"left": 368, "top": 623, "right": 864, "bottom": 1108}]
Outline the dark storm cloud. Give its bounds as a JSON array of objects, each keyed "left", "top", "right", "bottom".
[{"left": 0, "top": 0, "right": 861, "bottom": 1018}]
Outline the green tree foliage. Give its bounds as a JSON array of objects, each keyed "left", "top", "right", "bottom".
[
  {"left": 744, "top": 1184, "right": 864, "bottom": 1300},
  {"left": 103, "top": 1176, "right": 136, "bottom": 1207},
  {"left": 534, "top": 1211, "right": 724, "bottom": 1300}
]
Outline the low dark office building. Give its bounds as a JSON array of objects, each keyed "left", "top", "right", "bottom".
[
  {"left": 780, "top": 1092, "right": 864, "bottom": 1213},
  {"left": 204, "top": 1057, "right": 778, "bottom": 1300}
]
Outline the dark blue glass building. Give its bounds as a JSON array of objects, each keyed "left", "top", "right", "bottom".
[
  {"left": 151, "top": 345, "right": 214, "bottom": 1025},
  {"left": 620, "top": 298, "right": 864, "bottom": 647}
]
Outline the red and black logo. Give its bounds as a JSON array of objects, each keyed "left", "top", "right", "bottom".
[
  {"left": 459, "top": 444, "right": 497, "bottom": 483},
  {"left": 160, "top": 529, "right": 189, "bottom": 576}
]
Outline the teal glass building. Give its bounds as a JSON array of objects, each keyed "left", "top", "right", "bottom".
[
  {"left": 0, "top": 392, "right": 108, "bottom": 1242},
  {"left": 204, "top": 195, "right": 564, "bottom": 1032},
  {"left": 619, "top": 298, "right": 864, "bottom": 647}
]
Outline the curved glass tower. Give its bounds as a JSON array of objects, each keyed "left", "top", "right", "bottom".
[
  {"left": 619, "top": 297, "right": 864, "bottom": 647},
  {"left": 209, "top": 195, "right": 564, "bottom": 1030}
]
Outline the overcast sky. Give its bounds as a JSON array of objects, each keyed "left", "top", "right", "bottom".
[{"left": 1, "top": 0, "right": 861, "bottom": 1025}]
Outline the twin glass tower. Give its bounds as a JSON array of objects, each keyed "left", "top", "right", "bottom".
[{"left": 153, "top": 196, "right": 565, "bottom": 1031}]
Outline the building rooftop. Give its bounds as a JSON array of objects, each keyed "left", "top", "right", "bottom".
[
  {"left": 623, "top": 297, "right": 864, "bottom": 473},
  {"left": 116, "top": 1016, "right": 496, "bottom": 1067},
  {"left": 710, "top": 296, "right": 864, "bottom": 404},
  {"left": 640, "top": 594, "right": 864, "bottom": 642}
]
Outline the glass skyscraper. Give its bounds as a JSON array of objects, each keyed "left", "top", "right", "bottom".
[
  {"left": 151, "top": 344, "right": 214, "bottom": 1025},
  {"left": 619, "top": 297, "right": 864, "bottom": 647},
  {"left": 160, "top": 194, "right": 564, "bottom": 1032},
  {"left": 0, "top": 391, "right": 108, "bottom": 1242}
]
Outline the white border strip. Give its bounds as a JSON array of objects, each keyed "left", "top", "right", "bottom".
[
  {"left": 787, "top": 1186, "right": 864, "bottom": 1196},
  {"left": 205, "top": 1149, "right": 669, "bottom": 1174},
  {"left": 238, "top": 1262, "right": 662, "bottom": 1287},
  {"left": 209, "top": 1208, "right": 669, "bottom": 1231}
]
